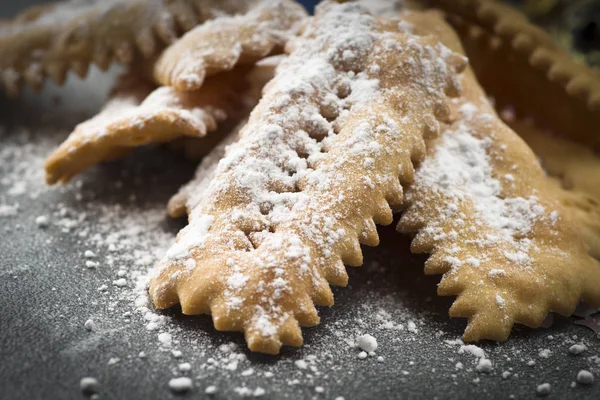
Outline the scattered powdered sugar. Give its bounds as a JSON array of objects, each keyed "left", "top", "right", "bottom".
[
  {"left": 2, "top": 2, "right": 600, "bottom": 399},
  {"left": 536, "top": 383, "right": 551, "bottom": 396},
  {"left": 569, "top": 344, "right": 587, "bottom": 355},
  {"left": 152, "top": 0, "right": 464, "bottom": 346},
  {"left": 476, "top": 358, "right": 493, "bottom": 374},
  {"left": 113, "top": 278, "right": 127, "bottom": 287},
  {"left": 538, "top": 348, "right": 552, "bottom": 358},
  {"left": 84, "top": 318, "right": 95, "bottom": 331},
  {"left": 168, "top": 377, "right": 193, "bottom": 392},
  {"left": 34, "top": 215, "right": 49, "bottom": 227},
  {"left": 356, "top": 334, "right": 378, "bottom": 353},
  {"left": 0, "top": 203, "right": 19, "bottom": 217},
  {"left": 413, "top": 102, "right": 547, "bottom": 271},
  {"left": 233, "top": 386, "right": 266, "bottom": 397},
  {"left": 205, "top": 385, "right": 218, "bottom": 395},
  {"left": 457, "top": 343, "right": 486, "bottom": 359},
  {"left": 79, "top": 377, "right": 99, "bottom": 394},
  {"left": 158, "top": 332, "right": 173, "bottom": 347},
  {"left": 576, "top": 370, "right": 594, "bottom": 385}
]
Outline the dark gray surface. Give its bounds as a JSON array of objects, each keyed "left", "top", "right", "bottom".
[{"left": 2, "top": 1, "right": 600, "bottom": 400}]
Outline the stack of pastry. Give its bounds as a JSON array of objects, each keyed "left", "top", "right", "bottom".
[{"left": 3, "top": 0, "right": 600, "bottom": 354}]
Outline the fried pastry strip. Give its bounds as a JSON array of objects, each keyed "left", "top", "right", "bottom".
[
  {"left": 153, "top": 0, "right": 306, "bottom": 91},
  {"left": 426, "top": 0, "right": 600, "bottom": 151},
  {"left": 166, "top": 56, "right": 282, "bottom": 209},
  {"left": 0, "top": 0, "right": 266, "bottom": 95},
  {"left": 149, "top": 1, "right": 467, "bottom": 354},
  {"left": 168, "top": 124, "right": 241, "bottom": 219},
  {"left": 165, "top": 55, "right": 283, "bottom": 162},
  {"left": 44, "top": 66, "right": 252, "bottom": 184},
  {"left": 397, "top": 11, "right": 600, "bottom": 342},
  {"left": 504, "top": 117, "right": 600, "bottom": 259},
  {"left": 548, "top": 180, "right": 600, "bottom": 260}
]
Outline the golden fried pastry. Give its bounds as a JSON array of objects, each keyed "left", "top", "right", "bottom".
[
  {"left": 428, "top": 0, "right": 600, "bottom": 151},
  {"left": 397, "top": 11, "right": 600, "bottom": 342},
  {"left": 503, "top": 117, "right": 600, "bottom": 258},
  {"left": 149, "top": 1, "right": 467, "bottom": 354},
  {"left": 506, "top": 118, "right": 600, "bottom": 200},
  {"left": 44, "top": 66, "right": 253, "bottom": 184},
  {"left": 153, "top": 0, "right": 306, "bottom": 91},
  {"left": 0, "top": 0, "right": 268, "bottom": 95},
  {"left": 165, "top": 55, "right": 283, "bottom": 162},
  {"left": 547, "top": 178, "right": 600, "bottom": 260}
]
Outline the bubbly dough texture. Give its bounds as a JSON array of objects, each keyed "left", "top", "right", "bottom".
[
  {"left": 149, "top": 1, "right": 467, "bottom": 354},
  {"left": 398, "top": 11, "right": 600, "bottom": 342}
]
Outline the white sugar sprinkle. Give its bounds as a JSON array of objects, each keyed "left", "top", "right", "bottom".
[
  {"left": 158, "top": 332, "right": 172, "bottom": 347},
  {"left": 172, "top": 350, "right": 183, "bottom": 358},
  {"left": 577, "top": 370, "right": 594, "bottom": 385},
  {"left": 410, "top": 101, "right": 551, "bottom": 273},
  {"left": 458, "top": 344, "right": 486, "bottom": 359},
  {"left": 79, "top": 377, "right": 99, "bottom": 393},
  {"left": 568, "top": 344, "right": 587, "bottom": 355},
  {"left": 476, "top": 358, "right": 492, "bottom": 373},
  {"left": 205, "top": 385, "right": 218, "bottom": 395},
  {"left": 107, "top": 357, "right": 120, "bottom": 366},
  {"left": 407, "top": 321, "right": 418, "bottom": 334},
  {"left": 84, "top": 319, "right": 95, "bottom": 331},
  {"left": 168, "top": 377, "right": 193, "bottom": 392},
  {"left": 0, "top": 204, "right": 19, "bottom": 217},
  {"left": 356, "top": 334, "right": 378, "bottom": 353},
  {"left": 536, "top": 383, "right": 551, "bottom": 396},
  {"left": 113, "top": 278, "right": 127, "bottom": 287},
  {"left": 538, "top": 349, "right": 551, "bottom": 358},
  {"left": 178, "top": 363, "right": 191, "bottom": 372},
  {"left": 35, "top": 215, "right": 49, "bottom": 227}
]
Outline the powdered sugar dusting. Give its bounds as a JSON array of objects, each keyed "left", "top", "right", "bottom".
[
  {"left": 152, "top": 1, "right": 465, "bottom": 348},
  {"left": 3, "top": 1, "right": 600, "bottom": 398},
  {"left": 2, "top": 114, "right": 600, "bottom": 399},
  {"left": 67, "top": 85, "right": 227, "bottom": 145},
  {"left": 156, "top": 0, "right": 306, "bottom": 90},
  {"left": 413, "top": 103, "right": 546, "bottom": 269}
]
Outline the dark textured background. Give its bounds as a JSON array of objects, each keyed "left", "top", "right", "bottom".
[{"left": 1, "top": 1, "right": 600, "bottom": 400}]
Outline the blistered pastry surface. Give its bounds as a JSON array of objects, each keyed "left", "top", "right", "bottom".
[
  {"left": 149, "top": 2, "right": 467, "bottom": 354},
  {"left": 397, "top": 11, "right": 600, "bottom": 343}
]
